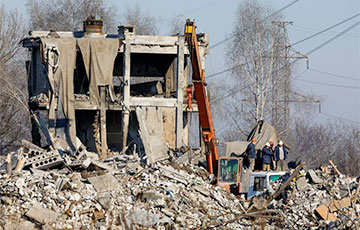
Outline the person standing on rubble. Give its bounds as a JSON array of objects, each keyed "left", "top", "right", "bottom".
[
  {"left": 275, "top": 141, "right": 288, "bottom": 171},
  {"left": 246, "top": 138, "right": 257, "bottom": 170},
  {"left": 262, "top": 142, "right": 272, "bottom": 171},
  {"left": 269, "top": 141, "right": 276, "bottom": 170}
]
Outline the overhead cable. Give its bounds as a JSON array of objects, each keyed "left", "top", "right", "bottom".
[
  {"left": 320, "top": 112, "right": 360, "bottom": 124},
  {"left": 309, "top": 68, "right": 360, "bottom": 81},
  {"left": 206, "top": 19, "right": 360, "bottom": 80},
  {"left": 209, "top": 0, "right": 300, "bottom": 49},
  {"left": 292, "top": 13, "right": 360, "bottom": 46},
  {"left": 177, "top": 0, "right": 222, "bottom": 17},
  {"left": 295, "top": 78, "right": 360, "bottom": 89},
  {"left": 305, "top": 20, "right": 360, "bottom": 56}
]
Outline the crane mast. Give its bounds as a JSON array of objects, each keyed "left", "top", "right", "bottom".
[{"left": 184, "top": 19, "right": 218, "bottom": 174}]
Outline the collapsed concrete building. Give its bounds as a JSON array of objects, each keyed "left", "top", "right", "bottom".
[{"left": 22, "top": 16, "right": 209, "bottom": 160}]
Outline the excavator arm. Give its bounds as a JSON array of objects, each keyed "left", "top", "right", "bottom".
[{"left": 184, "top": 19, "right": 218, "bottom": 174}]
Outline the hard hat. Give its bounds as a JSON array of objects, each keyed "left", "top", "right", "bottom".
[
  {"left": 269, "top": 141, "right": 274, "bottom": 146},
  {"left": 252, "top": 138, "right": 256, "bottom": 142},
  {"left": 265, "top": 142, "right": 270, "bottom": 147},
  {"left": 279, "top": 141, "right": 283, "bottom": 145}
]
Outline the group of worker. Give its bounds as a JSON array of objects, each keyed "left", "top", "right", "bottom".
[{"left": 245, "top": 138, "right": 288, "bottom": 171}]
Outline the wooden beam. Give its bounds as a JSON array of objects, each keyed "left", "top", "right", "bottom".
[
  {"left": 248, "top": 162, "right": 306, "bottom": 212},
  {"left": 266, "top": 163, "right": 305, "bottom": 205},
  {"left": 329, "top": 160, "right": 342, "bottom": 176}
]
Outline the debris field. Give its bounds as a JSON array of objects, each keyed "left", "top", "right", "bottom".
[{"left": 0, "top": 141, "right": 360, "bottom": 230}]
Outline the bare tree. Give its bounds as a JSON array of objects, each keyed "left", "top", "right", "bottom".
[
  {"left": 217, "top": 0, "right": 289, "bottom": 136},
  {"left": 0, "top": 6, "right": 29, "bottom": 154},
  {"left": 0, "top": 7, "right": 25, "bottom": 63},
  {"left": 287, "top": 118, "right": 360, "bottom": 176},
  {"left": 168, "top": 16, "right": 184, "bottom": 35},
  {"left": 26, "top": 0, "right": 118, "bottom": 32},
  {"left": 122, "top": 3, "right": 158, "bottom": 35}
]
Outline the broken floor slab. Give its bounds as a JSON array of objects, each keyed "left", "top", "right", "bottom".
[
  {"left": 136, "top": 107, "right": 169, "bottom": 164},
  {"left": 3, "top": 219, "right": 36, "bottom": 230},
  {"left": 25, "top": 202, "right": 59, "bottom": 224},
  {"left": 87, "top": 172, "right": 121, "bottom": 193},
  {"left": 308, "top": 169, "right": 323, "bottom": 184},
  {"left": 125, "top": 209, "right": 171, "bottom": 227},
  {"left": 296, "top": 177, "right": 308, "bottom": 191}
]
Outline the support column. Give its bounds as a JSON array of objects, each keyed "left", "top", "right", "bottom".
[
  {"left": 122, "top": 32, "right": 131, "bottom": 149},
  {"left": 176, "top": 36, "right": 184, "bottom": 148},
  {"left": 48, "top": 94, "right": 56, "bottom": 135},
  {"left": 99, "top": 87, "right": 108, "bottom": 159}
]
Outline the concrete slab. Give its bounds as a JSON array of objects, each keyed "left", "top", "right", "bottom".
[
  {"left": 25, "top": 202, "right": 59, "bottom": 224},
  {"left": 88, "top": 173, "right": 121, "bottom": 193},
  {"left": 136, "top": 107, "right": 169, "bottom": 164},
  {"left": 308, "top": 170, "right": 323, "bottom": 184},
  {"left": 296, "top": 177, "right": 308, "bottom": 191}
]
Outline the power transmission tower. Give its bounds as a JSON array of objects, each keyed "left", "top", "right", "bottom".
[{"left": 270, "top": 21, "right": 307, "bottom": 136}]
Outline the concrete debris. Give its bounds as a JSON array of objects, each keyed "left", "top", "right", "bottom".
[
  {"left": 268, "top": 165, "right": 360, "bottom": 229},
  {"left": 87, "top": 173, "right": 121, "bottom": 193},
  {"left": 308, "top": 169, "right": 324, "bottom": 184},
  {"left": 1, "top": 141, "right": 360, "bottom": 229},
  {"left": 296, "top": 176, "right": 308, "bottom": 191},
  {"left": 0, "top": 143, "right": 249, "bottom": 229},
  {"left": 25, "top": 202, "right": 59, "bottom": 224},
  {"left": 316, "top": 204, "right": 337, "bottom": 222}
]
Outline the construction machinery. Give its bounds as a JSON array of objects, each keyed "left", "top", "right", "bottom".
[{"left": 185, "top": 19, "right": 245, "bottom": 194}]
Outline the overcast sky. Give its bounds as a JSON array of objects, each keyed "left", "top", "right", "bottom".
[{"left": 2, "top": 0, "right": 360, "bottom": 126}]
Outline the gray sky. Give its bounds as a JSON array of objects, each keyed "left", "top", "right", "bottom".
[{"left": 2, "top": 0, "right": 360, "bottom": 126}]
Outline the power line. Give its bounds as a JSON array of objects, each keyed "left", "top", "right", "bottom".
[
  {"left": 207, "top": 15, "right": 360, "bottom": 79},
  {"left": 177, "top": 0, "right": 222, "bottom": 17},
  {"left": 209, "top": 0, "right": 300, "bottom": 49},
  {"left": 292, "top": 13, "right": 360, "bottom": 46},
  {"left": 207, "top": 63, "right": 246, "bottom": 79},
  {"left": 211, "top": 85, "right": 248, "bottom": 103},
  {"left": 290, "top": 27, "right": 360, "bottom": 38},
  {"left": 305, "top": 20, "right": 360, "bottom": 56},
  {"left": 309, "top": 68, "right": 360, "bottom": 81},
  {"left": 296, "top": 78, "right": 360, "bottom": 89},
  {"left": 320, "top": 112, "right": 360, "bottom": 124},
  {"left": 293, "top": 69, "right": 308, "bottom": 79},
  {"left": 293, "top": 25, "right": 360, "bottom": 36}
]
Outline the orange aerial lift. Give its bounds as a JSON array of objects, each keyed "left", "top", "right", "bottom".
[
  {"left": 184, "top": 19, "right": 219, "bottom": 175},
  {"left": 185, "top": 19, "right": 245, "bottom": 194}
]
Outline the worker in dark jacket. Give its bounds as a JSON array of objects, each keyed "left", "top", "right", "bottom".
[
  {"left": 262, "top": 142, "right": 272, "bottom": 171},
  {"left": 246, "top": 138, "right": 256, "bottom": 170},
  {"left": 275, "top": 140, "right": 288, "bottom": 171},
  {"left": 269, "top": 141, "right": 275, "bottom": 170}
]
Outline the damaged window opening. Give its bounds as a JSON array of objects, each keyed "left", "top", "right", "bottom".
[
  {"left": 130, "top": 53, "right": 176, "bottom": 97},
  {"left": 112, "top": 52, "right": 123, "bottom": 98},
  {"left": 74, "top": 51, "right": 89, "bottom": 96}
]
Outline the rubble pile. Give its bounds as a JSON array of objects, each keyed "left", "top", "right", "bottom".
[
  {"left": 1, "top": 139, "right": 360, "bottom": 229},
  {"left": 0, "top": 145, "right": 252, "bottom": 230},
  {"left": 268, "top": 166, "right": 360, "bottom": 229}
]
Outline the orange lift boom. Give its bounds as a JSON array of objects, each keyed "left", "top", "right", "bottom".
[{"left": 184, "top": 19, "right": 219, "bottom": 174}]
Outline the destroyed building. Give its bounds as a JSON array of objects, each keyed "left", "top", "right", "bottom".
[{"left": 22, "top": 16, "right": 208, "bottom": 160}]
